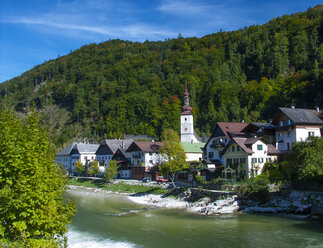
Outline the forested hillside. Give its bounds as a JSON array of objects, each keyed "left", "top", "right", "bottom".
[{"left": 1, "top": 5, "right": 323, "bottom": 147}]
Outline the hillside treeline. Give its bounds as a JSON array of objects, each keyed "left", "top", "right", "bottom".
[{"left": 1, "top": 5, "right": 323, "bottom": 147}]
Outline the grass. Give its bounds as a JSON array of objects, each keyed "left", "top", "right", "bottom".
[{"left": 68, "top": 178, "right": 172, "bottom": 195}]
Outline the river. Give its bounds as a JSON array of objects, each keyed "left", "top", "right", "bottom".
[{"left": 65, "top": 188, "right": 323, "bottom": 248}]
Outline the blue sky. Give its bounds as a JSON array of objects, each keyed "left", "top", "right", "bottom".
[{"left": 0, "top": 0, "right": 322, "bottom": 83}]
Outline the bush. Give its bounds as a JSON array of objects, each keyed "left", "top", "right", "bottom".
[
  {"left": 211, "top": 177, "right": 226, "bottom": 185},
  {"left": 236, "top": 177, "right": 270, "bottom": 203},
  {"left": 195, "top": 175, "right": 206, "bottom": 184}
]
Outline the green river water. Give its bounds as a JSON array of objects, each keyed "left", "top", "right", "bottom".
[{"left": 65, "top": 188, "right": 323, "bottom": 248}]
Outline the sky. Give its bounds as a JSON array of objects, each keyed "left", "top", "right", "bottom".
[{"left": 0, "top": 0, "right": 322, "bottom": 83}]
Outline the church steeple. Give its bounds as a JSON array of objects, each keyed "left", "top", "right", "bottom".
[{"left": 182, "top": 84, "right": 192, "bottom": 113}]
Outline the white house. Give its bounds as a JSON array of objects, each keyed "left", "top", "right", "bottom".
[
  {"left": 96, "top": 139, "right": 133, "bottom": 166},
  {"left": 55, "top": 142, "right": 99, "bottom": 174},
  {"left": 126, "top": 141, "right": 166, "bottom": 180},
  {"left": 204, "top": 122, "right": 249, "bottom": 165},
  {"left": 222, "top": 137, "right": 280, "bottom": 179},
  {"left": 181, "top": 142, "right": 205, "bottom": 162},
  {"left": 271, "top": 107, "right": 323, "bottom": 152}
]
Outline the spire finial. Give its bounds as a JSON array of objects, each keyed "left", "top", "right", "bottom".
[{"left": 182, "top": 84, "right": 192, "bottom": 112}]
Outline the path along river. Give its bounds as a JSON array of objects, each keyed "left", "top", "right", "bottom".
[{"left": 65, "top": 187, "right": 323, "bottom": 248}]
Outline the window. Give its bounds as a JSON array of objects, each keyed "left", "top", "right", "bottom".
[
  {"left": 266, "top": 157, "right": 272, "bottom": 162},
  {"left": 237, "top": 146, "right": 240, "bottom": 151},
  {"left": 240, "top": 158, "right": 246, "bottom": 164},
  {"left": 149, "top": 160, "right": 153, "bottom": 164},
  {"left": 149, "top": 152, "right": 152, "bottom": 156},
  {"left": 258, "top": 158, "right": 264, "bottom": 163},
  {"left": 232, "top": 146, "right": 235, "bottom": 152},
  {"left": 257, "top": 144, "right": 263, "bottom": 151},
  {"left": 308, "top": 131, "right": 315, "bottom": 137},
  {"left": 227, "top": 158, "right": 232, "bottom": 165},
  {"left": 287, "top": 143, "right": 290, "bottom": 150},
  {"left": 233, "top": 158, "right": 239, "bottom": 165},
  {"left": 252, "top": 158, "right": 257, "bottom": 163},
  {"left": 185, "top": 128, "right": 188, "bottom": 131},
  {"left": 185, "top": 118, "right": 187, "bottom": 121}
]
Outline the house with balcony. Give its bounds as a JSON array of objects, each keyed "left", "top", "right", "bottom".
[
  {"left": 111, "top": 148, "right": 132, "bottom": 179},
  {"left": 221, "top": 137, "right": 280, "bottom": 180},
  {"left": 126, "top": 141, "right": 166, "bottom": 180},
  {"left": 96, "top": 139, "right": 134, "bottom": 166},
  {"left": 204, "top": 122, "right": 249, "bottom": 165},
  {"left": 271, "top": 107, "right": 323, "bottom": 152}
]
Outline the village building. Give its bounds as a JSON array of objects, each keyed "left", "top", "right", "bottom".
[
  {"left": 271, "top": 107, "right": 323, "bottom": 152},
  {"left": 95, "top": 139, "right": 134, "bottom": 166},
  {"left": 111, "top": 148, "right": 132, "bottom": 179},
  {"left": 55, "top": 142, "right": 99, "bottom": 175},
  {"left": 181, "top": 142, "right": 205, "bottom": 162},
  {"left": 180, "top": 85, "right": 201, "bottom": 143},
  {"left": 222, "top": 137, "right": 280, "bottom": 180},
  {"left": 126, "top": 141, "right": 165, "bottom": 180},
  {"left": 204, "top": 122, "right": 249, "bottom": 165}
]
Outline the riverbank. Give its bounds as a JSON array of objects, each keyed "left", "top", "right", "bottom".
[{"left": 67, "top": 178, "right": 323, "bottom": 218}]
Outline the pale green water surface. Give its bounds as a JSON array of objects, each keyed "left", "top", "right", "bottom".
[{"left": 65, "top": 188, "right": 323, "bottom": 248}]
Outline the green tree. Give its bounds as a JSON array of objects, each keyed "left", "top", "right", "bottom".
[
  {"left": 160, "top": 129, "right": 188, "bottom": 187},
  {"left": 0, "top": 109, "right": 75, "bottom": 246},
  {"left": 104, "top": 160, "right": 118, "bottom": 182},
  {"left": 74, "top": 160, "right": 85, "bottom": 175},
  {"left": 88, "top": 160, "right": 100, "bottom": 176},
  {"left": 283, "top": 136, "right": 323, "bottom": 182}
]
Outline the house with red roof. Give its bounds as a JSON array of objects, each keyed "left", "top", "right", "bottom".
[
  {"left": 221, "top": 137, "right": 280, "bottom": 180},
  {"left": 126, "top": 141, "right": 166, "bottom": 180},
  {"left": 204, "top": 122, "right": 249, "bottom": 165}
]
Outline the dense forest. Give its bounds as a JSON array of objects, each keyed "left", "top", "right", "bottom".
[{"left": 1, "top": 5, "right": 323, "bottom": 148}]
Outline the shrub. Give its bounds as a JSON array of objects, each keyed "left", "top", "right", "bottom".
[
  {"left": 236, "top": 177, "right": 270, "bottom": 203},
  {"left": 195, "top": 175, "right": 206, "bottom": 184}
]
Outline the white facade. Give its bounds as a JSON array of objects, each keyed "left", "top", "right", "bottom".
[
  {"left": 181, "top": 114, "right": 199, "bottom": 143},
  {"left": 130, "top": 152, "right": 165, "bottom": 167},
  {"left": 55, "top": 155, "right": 72, "bottom": 173},
  {"left": 276, "top": 126, "right": 321, "bottom": 152},
  {"left": 224, "top": 140, "right": 278, "bottom": 179},
  {"left": 205, "top": 136, "right": 228, "bottom": 164},
  {"left": 185, "top": 152, "right": 203, "bottom": 162},
  {"left": 96, "top": 154, "right": 113, "bottom": 166}
]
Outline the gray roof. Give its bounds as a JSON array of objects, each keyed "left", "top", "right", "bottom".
[
  {"left": 104, "top": 139, "right": 134, "bottom": 153},
  {"left": 57, "top": 142, "right": 99, "bottom": 156},
  {"left": 275, "top": 107, "right": 323, "bottom": 125},
  {"left": 57, "top": 142, "right": 77, "bottom": 156},
  {"left": 250, "top": 122, "right": 275, "bottom": 129},
  {"left": 75, "top": 143, "right": 99, "bottom": 153}
]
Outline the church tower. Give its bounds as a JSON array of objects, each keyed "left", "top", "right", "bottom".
[{"left": 181, "top": 85, "right": 199, "bottom": 143}]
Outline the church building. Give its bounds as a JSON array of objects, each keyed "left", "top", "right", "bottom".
[{"left": 180, "top": 85, "right": 201, "bottom": 143}]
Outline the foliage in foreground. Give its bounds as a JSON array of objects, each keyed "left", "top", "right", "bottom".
[
  {"left": 282, "top": 136, "right": 323, "bottom": 182},
  {"left": 0, "top": 109, "right": 75, "bottom": 246},
  {"left": 236, "top": 178, "right": 270, "bottom": 203}
]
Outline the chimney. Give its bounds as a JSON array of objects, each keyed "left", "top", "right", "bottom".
[
  {"left": 316, "top": 106, "right": 320, "bottom": 113},
  {"left": 291, "top": 104, "right": 296, "bottom": 109},
  {"left": 242, "top": 120, "right": 245, "bottom": 123}
]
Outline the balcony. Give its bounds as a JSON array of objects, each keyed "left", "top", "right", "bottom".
[{"left": 210, "top": 142, "right": 225, "bottom": 149}]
